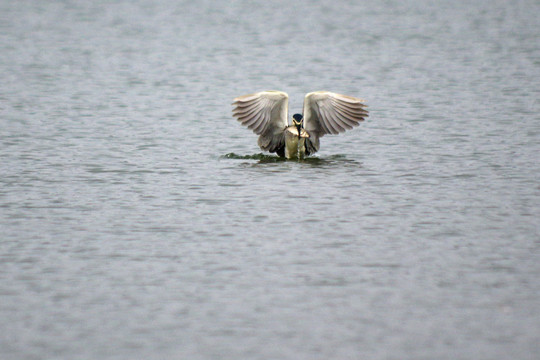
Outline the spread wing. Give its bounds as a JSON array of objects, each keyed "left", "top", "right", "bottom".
[
  {"left": 302, "top": 91, "right": 368, "bottom": 155},
  {"left": 232, "top": 91, "right": 289, "bottom": 155}
]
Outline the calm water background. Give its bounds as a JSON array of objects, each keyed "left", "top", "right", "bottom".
[{"left": 1, "top": 0, "right": 539, "bottom": 359}]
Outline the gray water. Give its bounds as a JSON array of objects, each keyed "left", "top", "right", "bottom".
[{"left": 1, "top": 0, "right": 539, "bottom": 359}]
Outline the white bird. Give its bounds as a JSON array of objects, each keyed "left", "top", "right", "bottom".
[{"left": 231, "top": 91, "right": 368, "bottom": 159}]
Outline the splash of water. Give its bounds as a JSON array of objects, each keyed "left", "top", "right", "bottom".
[{"left": 220, "top": 153, "right": 361, "bottom": 167}]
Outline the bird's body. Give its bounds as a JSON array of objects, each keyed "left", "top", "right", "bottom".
[
  {"left": 231, "top": 91, "right": 368, "bottom": 159},
  {"left": 284, "top": 125, "right": 309, "bottom": 159}
]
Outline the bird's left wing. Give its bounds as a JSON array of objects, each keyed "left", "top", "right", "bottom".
[
  {"left": 302, "top": 91, "right": 368, "bottom": 154},
  {"left": 232, "top": 91, "right": 289, "bottom": 154}
]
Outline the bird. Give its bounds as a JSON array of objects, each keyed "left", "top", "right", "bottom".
[{"left": 231, "top": 91, "right": 368, "bottom": 159}]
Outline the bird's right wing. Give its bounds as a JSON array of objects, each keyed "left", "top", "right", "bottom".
[{"left": 232, "top": 91, "right": 289, "bottom": 154}]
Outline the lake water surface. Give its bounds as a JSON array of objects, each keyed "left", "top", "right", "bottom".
[{"left": 1, "top": 0, "right": 539, "bottom": 359}]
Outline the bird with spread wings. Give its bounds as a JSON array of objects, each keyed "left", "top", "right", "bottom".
[{"left": 232, "top": 91, "right": 368, "bottom": 159}]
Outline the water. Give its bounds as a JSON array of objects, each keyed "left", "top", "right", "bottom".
[{"left": 1, "top": 0, "right": 539, "bottom": 359}]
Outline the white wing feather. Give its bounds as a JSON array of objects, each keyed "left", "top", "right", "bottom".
[
  {"left": 232, "top": 91, "right": 289, "bottom": 154},
  {"left": 232, "top": 91, "right": 288, "bottom": 134},
  {"left": 303, "top": 91, "right": 368, "bottom": 136},
  {"left": 303, "top": 91, "right": 368, "bottom": 154}
]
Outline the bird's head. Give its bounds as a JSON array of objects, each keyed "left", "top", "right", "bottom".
[{"left": 292, "top": 113, "right": 303, "bottom": 127}]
